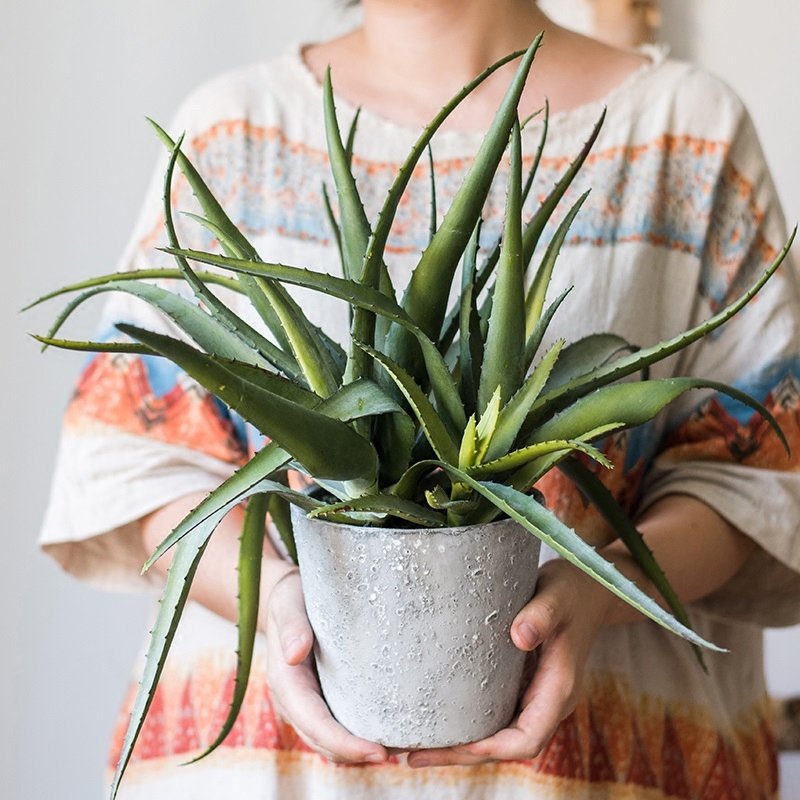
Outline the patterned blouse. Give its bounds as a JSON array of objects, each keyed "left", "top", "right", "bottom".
[{"left": 40, "top": 43, "right": 800, "bottom": 799}]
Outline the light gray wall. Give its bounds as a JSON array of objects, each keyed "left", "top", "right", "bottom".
[
  {"left": 1, "top": 3, "right": 353, "bottom": 797},
  {"left": 2, "top": 2, "right": 798, "bottom": 798}
]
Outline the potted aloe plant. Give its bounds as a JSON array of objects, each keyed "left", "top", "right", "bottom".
[{"left": 30, "top": 35, "right": 793, "bottom": 798}]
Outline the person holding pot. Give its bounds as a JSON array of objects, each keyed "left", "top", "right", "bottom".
[{"left": 39, "top": 0, "right": 800, "bottom": 797}]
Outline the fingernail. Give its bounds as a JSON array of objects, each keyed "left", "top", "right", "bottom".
[
  {"left": 518, "top": 622, "right": 538, "bottom": 650},
  {"left": 365, "top": 752, "right": 385, "bottom": 764},
  {"left": 410, "top": 758, "right": 431, "bottom": 768}
]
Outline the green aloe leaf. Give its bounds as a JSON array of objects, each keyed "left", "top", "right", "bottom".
[
  {"left": 142, "top": 377, "right": 404, "bottom": 569},
  {"left": 40, "top": 280, "right": 284, "bottom": 371},
  {"left": 527, "top": 377, "right": 786, "bottom": 453},
  {"left": 510, "top": 450, "right": 578, "bottom": 493},
  {"left": 357, "top": 342, "right": 460, "bottom": 465},
  {"left": 255, "top": 277, "right": 340, "bottom": 397},
  {"left": 192, "top": 360, "right": 402, "bottom": 424},
  {"left": 319, "top": 105, "right": 361, "bottom": 283},
  {"left": 558, "top": 457, "right": 706, "bottom": 670},
  {"left": 118, "top": 323, "right": 378, "bottom": 482},
  {"left": 525, "top": 230, "right": 796, "bottom": 426},
  {"left": 179, "top": 202, "right": 343, "bottom": 394},
  {"left": 386, "top": 36, "right": 543, "bottom": 375},
  {"left": 162, "top": 247, "right": 468, "bottom": 434},
  {"left": 186, "top": 492, "right": 269, "bottom": 763},
  {"left": 524, "top": 286, "right": 572, "bottom": 367},
  {"left": 31, "top": 335, "right": 155, "bottom": 356},
  {"left": 523, "top": 98, "right": 549, "bottom": 196},
  {"left": 485, "top": 339, "right": 564, "bottom": 462},
  {"left": 142, "top": 447, "right": 319, "bottom": 571},
  {"left": 340, "top": 51, "right": 539, "bottom": 376},
  {"left": 150, "top": 120, "right": 324, "bottom": 375},
  {"left": 110, "top": 511, "right": 215, "bottom": 798},
  {"left": 150, "top": 118, "right": 297, "bottom": 354},
  {"left": 479, "top": 118, "right": 526, "bottom": 413},
  {"left": 267, "top": 477, "right": 298, "bottom": 564},
  {"left": 148, "top": 119, "right": 256, "bottom": 258},
  {"left": 543, "top": 333, "right": 635, "bottom": 394},
  {"left": 209, "top": 357, "right": 321, "bottom": 407},
  {"left": 161, "top": 248, "right": 408, "bottom": 331},
  {"left": 316, "top": 328, "right": 349, "bottom": 376},
  {"left": 375, "top": 406, "right": 418, "bottom": 486},
  {"left": 345, "top": 107, "right": 362, "bottom": 166},
  {"left": 361, "top": 45, "right": 531, "bottom": 322},
  {"left": 179, "top": 205, "right": 291, "bottom": 362},
  {"left": 323, "top": 68, "right": 372, "bottom": 284},
  {"left": 468, "top": 428, "right": 618, "bottom": 477},
  {"left": 525, "top": 190, "right": 590, "bottom": 335},
  {"left": 521, "top": 109, "right": 605, "bottom": 274},
  {"left": 113, "top": 477, "right": 315, "bottom": 797},
  {"left": 475, "top": 387, "right": 503, "bottom": 463},
  {"left": 427, "top": 143, "right": 438, "bottom": 243},
  {"left": 418, "top": 343, "right": 468, "bottom": 439},
  {"left": 321, "top": 183, "right": 345, "bottom": 276},
  {"left": 458, "top": 221, "right": 485, "bottom": 417},
  {"left": 439, "top": 101, "right": 550, "bottom": 355},
  {"left": 22, "top": 267, "right": 242, "bottom": 312},
  {"left": 425, "top": 485, "right": 480, "bottom": 515},
  {"left": 428, "top": 465, "right": 725, "bottom": 651},
  {"left": 309, "top": 493, "right": 447, "bottom": 527},
  {"left": 181, "top": 210, "right": 346, "bottom": 381},
  {"left": 389, "top": 459, "right": 444, "bottom": 501},
  {"left": 159, "top": 135, "right": 306, "bottom": 381},
  {"left": 322, "top": 70, "right": 383, "bottom": 393},
  {"left": 458, "top": 414, "right": 478, "bottom": 470},
  {"left": 319, "top": 378, "right": 411, "bottom": 422}
]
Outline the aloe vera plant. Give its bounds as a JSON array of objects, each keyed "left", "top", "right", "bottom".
[{"left": 29, "top": 36, "right": 795, "bottom": 797}]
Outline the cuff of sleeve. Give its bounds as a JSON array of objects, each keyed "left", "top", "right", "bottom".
[
  {"left": 38, "top": 429, "right": 239, "bottom": 593},
  {"left": 639, "top": 458, "right": 800, "bottom": 627}
]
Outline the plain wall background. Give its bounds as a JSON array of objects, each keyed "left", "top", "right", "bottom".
[{"left": 2, "top": 2, "right": 798, "bottom": 798}]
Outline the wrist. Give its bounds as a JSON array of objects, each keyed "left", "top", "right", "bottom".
[{"left": 536, "top": 558, "right": 618, "bottom": 634}]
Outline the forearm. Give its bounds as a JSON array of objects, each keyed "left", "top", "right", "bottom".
[
  {"left": 595, "top": 492, "right": 757, "bottom": 627},
  {"left": 140, "top": 492, "right": 296, "bottom": 631}
]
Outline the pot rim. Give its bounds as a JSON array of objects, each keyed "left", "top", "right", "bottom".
[
  {"left": 290, "top": 506, "right": 539, "bottom": 537},
  {"left": 291, "top": 485, "right": 545, "bottom": 537}
]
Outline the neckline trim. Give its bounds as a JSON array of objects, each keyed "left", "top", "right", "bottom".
[{"left": 285, "top": 41, "right": 670, "bottom": 141}]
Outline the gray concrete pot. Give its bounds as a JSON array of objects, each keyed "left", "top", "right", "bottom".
[{"left": 291, "top": 507, "right": 542, "bottom": 749}]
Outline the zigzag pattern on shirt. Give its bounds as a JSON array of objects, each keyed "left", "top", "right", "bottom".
[
  {"left": 107, "top": 662, "right": 777, "bottom": 799},
  {"left": 133, "top": 120, "right": 776, "bottom": 310}
]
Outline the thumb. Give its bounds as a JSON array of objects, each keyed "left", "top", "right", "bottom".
[
  {"left": 268, "top": 570, "right": 314, "bottom": 665},
  {"left": 511, "top": 578, "right": 569, "bottom": 652}
]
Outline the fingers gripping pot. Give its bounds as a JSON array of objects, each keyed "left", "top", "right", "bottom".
[{"left": 291, "top": 506, "right": 542, "bottom": 748}]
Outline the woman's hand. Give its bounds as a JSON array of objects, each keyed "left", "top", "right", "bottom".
[
  {"left": 264, "top": 569, "right": 389, "bottom": 765},
  {"left": 406, "top": 558, "right": 614, "bottom": 768}
]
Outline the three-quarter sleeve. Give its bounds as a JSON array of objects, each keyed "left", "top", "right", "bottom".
[
  {"left": 638, "top": 102, "right": 800, "bottom": 626},
  {"left": 38, "top": 88, "right": 252, "bottom": 592}
]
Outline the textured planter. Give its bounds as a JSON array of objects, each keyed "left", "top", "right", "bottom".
[{"left": 291, "top": 507, "right": 542, "bottom": 749}]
